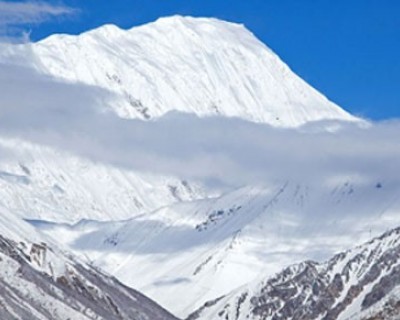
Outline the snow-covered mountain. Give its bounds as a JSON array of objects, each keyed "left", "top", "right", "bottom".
[
  {"left": 188, "top": 225, "right": 400, "bottom": 320},
  {"left": 34, "top": 179, "right": 400, "bottom": 317},
  {"left": 0, "top": 15, "right": 397, "bottom": 320},
  {"left": 2, "top": 16, "right": 357, "bottom": 126},
  {"left": 0, "top": 205, "right": 178, "bottom": 320},
  {"left": 0, "top": 137, "right": 206, "bottom": 223},
  {"left": 0, "top": 15, "right": 362, "bottom": 225}
]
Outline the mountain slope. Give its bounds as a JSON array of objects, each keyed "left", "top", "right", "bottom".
[
  {"left": 0, "top": 205, "right": 178, "bottom": 320},
  {"left": 4, "top": 16, "right": 356, "bottom": 126},
  {"left": 188, "top": 226, "right": 400, "bottom": 320},
  {"left": 34, "top": 180, "right": 400, "bottom": 317},
  {"left": 0, "top": 137, "right": 205, "bottom": 223}
]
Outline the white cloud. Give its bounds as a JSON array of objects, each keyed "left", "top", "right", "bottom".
[
  {"left": 0, "top": 57, "right": 399, "bottom": 190},
  {"left": 0, "top": 1, "right": 76, "bottom": 39}
]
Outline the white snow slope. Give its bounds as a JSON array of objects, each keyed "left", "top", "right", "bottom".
[
  {"left": 2, "top": 16, "right": 356, "bottom": 126},
  {"left": 35, "top": 179, "right": 400, "bottom": 317},
  {"left": 0, "top": 137, "right": 206, "bottom": 223}
]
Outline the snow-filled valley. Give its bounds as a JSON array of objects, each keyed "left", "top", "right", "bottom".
[
  {"left": 32, "top": 179, "right": 400, "bottom": 317},
  {"left": 0, "top": 15, "right": 399, "bottom": 320}
]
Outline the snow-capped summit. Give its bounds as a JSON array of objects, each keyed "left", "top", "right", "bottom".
[{"left": 6, "top": 15, "right": 357, "bottom": 126}]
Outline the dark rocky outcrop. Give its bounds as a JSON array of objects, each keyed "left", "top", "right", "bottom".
[
  {"left": 0, "top": 235, "right": 179, "bottom": 320},
  {"left": 188, "top": 227, "right": 400, "bottom": 320}
]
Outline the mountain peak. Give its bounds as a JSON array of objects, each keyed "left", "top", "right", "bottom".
[
  {"left": 91, "top": 23, "right": 123, "bottom": 35},
  {"left": 11, "top": 16, "right": 358, "bottom": 126},
  {"left": 151, "top": 15, "right": 246, "bottom": 30},
  {"left": 73, "top": 16, "right": 248, "bottom": 42}
]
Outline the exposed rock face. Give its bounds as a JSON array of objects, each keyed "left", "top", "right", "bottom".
[
  {"left": 0, "top": 235, "right": 178, "bottom": 320},
  {"left": 361, "top": 298, "right": 400, "bottom": 320},
  {"left": 189, "top": 227, "right": 400, "bottom": 320}
]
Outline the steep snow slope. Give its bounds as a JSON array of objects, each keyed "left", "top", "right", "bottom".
[
  {"left": 0, "top": 137, "right": 205, "bottom": 223},
  {"left": 35, "top": 179, "right": 400, "bottom": 317},
  {"left": 0, "top": 206, "right": 178, "bottom": 320},
  {"left": 189, "top": 226, "right": 400, "bottom": 320},
  {"left": 4, "top": 16, "right": 356, "bottom": 126}
]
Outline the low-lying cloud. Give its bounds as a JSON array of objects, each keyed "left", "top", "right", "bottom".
[{"left": 0, "top": 58, "right": 399, "bottom": 189}]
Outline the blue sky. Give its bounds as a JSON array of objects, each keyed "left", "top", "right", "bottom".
[{"left": 3, "top": 0, "right": 399, "bottom": 120}]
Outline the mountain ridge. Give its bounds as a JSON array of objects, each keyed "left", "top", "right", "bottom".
[
  {"left": 188, "top": 225, "right": 400, "bottom": 320},
  {"left": 0, "top": 204, "right": 179, "bottom": 320},
  {"left": 2, "top": 15, "right": 358, "bottom": 126}
]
